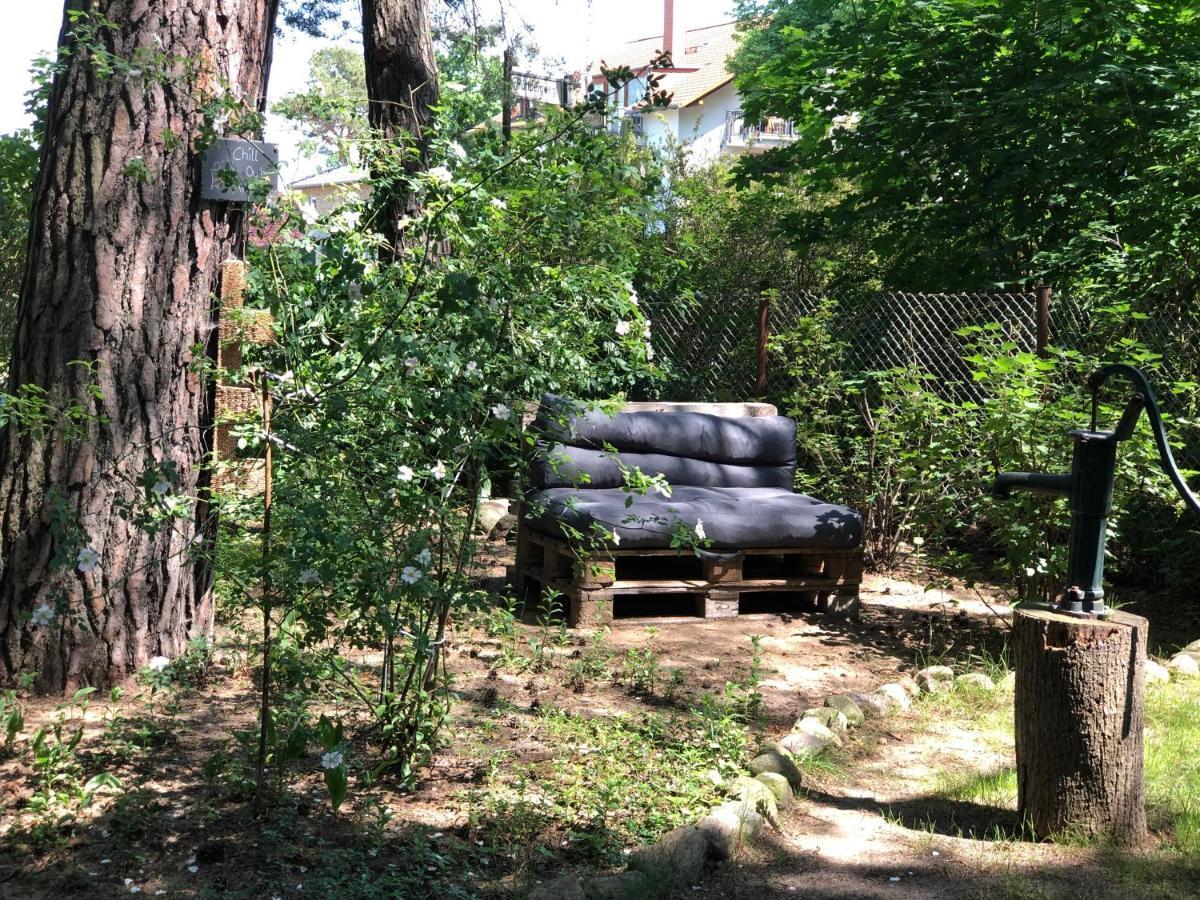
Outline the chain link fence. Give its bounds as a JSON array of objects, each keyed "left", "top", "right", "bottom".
[
  {"left": 646, "top": 290, "right": 1096, "bottom": 404},
  {"left": 643, "top": 290, "right": 1200, "bottom": 581}
]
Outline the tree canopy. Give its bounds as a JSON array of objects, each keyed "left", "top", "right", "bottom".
[{"left": 730, "top": 0, "right": 1200, "bottom": 303}]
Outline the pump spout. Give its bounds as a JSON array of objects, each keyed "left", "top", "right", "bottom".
[{"left": 992, "top": 471, "right": 1072, "bottom": 499}]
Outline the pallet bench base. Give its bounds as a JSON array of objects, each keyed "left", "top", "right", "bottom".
[{"left": 510, "top": 524, "right": 863, "bottom": 628}]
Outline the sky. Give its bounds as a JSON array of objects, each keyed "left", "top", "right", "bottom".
[{"left": 0, "top": 0, "right": 735, "bottom": 180}]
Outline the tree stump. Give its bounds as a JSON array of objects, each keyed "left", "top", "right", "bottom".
[{"left": 1012, "top": 607, "right": 1148, "bottom": 846}]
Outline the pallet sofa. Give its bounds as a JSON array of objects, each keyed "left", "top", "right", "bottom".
[{"left": 511, "top": 398, "right": 865, "bottom": 627}]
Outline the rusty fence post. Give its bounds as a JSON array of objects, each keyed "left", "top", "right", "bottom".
[
  {"left": 756, "top": 292, "right": 771, "bottom": 397},
  {"left": 1035, "top": 285, "right": 1052, "bottom": 357}
]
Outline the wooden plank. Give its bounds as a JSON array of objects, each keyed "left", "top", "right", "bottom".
[
  {"left": 702, "top": 553, "right": 743, "bottom": 584},
  {"left": 609, "top": 576, "right": 842, "bottom": 595},
  {"left": 567, "top": 588, "right": 613, "bottom": 628},
  {"left": 573, "top": 556, "right": 616, "bottom": 589},
  {"left": 697, "top": 589, "right": 739, "bottom": 619}
]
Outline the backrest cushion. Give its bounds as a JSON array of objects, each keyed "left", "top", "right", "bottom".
[{"left": 529, "top": 397, "right": 797, "bottom": 490}]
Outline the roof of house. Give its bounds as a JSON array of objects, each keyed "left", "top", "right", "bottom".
[{"left": 595, "top": 20, "right": 740, "bottom": 108}]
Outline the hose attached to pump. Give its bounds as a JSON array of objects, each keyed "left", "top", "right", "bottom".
[{"left": 1088, "top": 364, "right": 1200, "bottom": 519}]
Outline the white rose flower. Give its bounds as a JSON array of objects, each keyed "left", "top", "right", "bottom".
[
  {"left": 77, "top": 546, "right": 101, "bottom": 574},
  {"left": 448, "top": 142, "right": 467, "bottom": 161},
  {"left": 432, "top": 460, "right": 447, "bottom": 480},
  {"left": 404, "top": 356, "right": 420, "bottom": 373},
  {"left": 490, "top": 197, "right": 507, "bottom": 210},
  {"left": 645, "top": 343, "right": 655, "bottom": 361},
  {"left": 491, "top": 403, "right": 512, "bottom": 420},
  {"left": 611, "top": 530, "right": 621, "bottom": 547},
  {"left": 321, "top": 750, "right": 344, "bottom": 770},
  {"left": 31, "top": 604, "right": 55, "bottom": 626},
  {"left": 147, "top": 656, "right": 170, "bottom": 673},
  {"left": 427, "top": 165, "right": 453, "bottom": 183},
  {"left": 694, "top": 519, "right": 707, "bottom": 541},
  {"left": 628, "top": 285, "right": 639, "bottom": 306},
  {"left": 643, "top": 321, "right": 652, "bottom": 339},
  {"left": 299, "top": 569, "right": 320, "bottom": 585},
  {"left": 397, "top": 465, "right": 415, "bottom": 482},
  {"left": 416, "top": 547, "right": 432, "bottom": 567},
  {"left": 615, "top": 320, "right": 631, "bottom": 336},
  {"left": 401, "top": 566, "right": 423, "bottom": 585}
]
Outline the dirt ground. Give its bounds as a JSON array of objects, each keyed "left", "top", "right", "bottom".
[{"left": 1, "top": 538, "right": 1197, "bottom": 899}]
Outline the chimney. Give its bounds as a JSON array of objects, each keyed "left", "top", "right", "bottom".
[{"left": 663, "top": 0, "right": 685, "bottom": 63}]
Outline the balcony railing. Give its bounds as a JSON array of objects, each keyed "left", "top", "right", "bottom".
[
  {"left": 722, "top": 110, "right": 796, "bottom": 151},
  {"left": 607, "top": 109, "right": 645, "bottom": 137}
]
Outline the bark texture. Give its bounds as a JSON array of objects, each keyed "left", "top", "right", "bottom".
[
  {"left": 361, "top": 0, "right": 439, "bottom": 247},
  {"left": 0, "top": 0, "right": 279, "bottom": 692},
  {"left": 1013, "top": 608, "right": 1148, "bottom": 846}
]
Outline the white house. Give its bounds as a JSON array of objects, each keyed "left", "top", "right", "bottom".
[{"left": 587, "top": 0, "right": 795, "bottom": 165}]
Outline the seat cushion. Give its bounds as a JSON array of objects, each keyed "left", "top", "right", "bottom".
[
  {"left": 529, "top": 397, "right": 798, "bottom": 490},
  {"left": 524, "top": 486, "right": 863, "bottom": 551}
]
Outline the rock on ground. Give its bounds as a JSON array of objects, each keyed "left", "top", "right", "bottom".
[
  {"left": 698, "top": 800, "right": 765, "bottom": 860},
  {"left": 848, "top": 691, "right": 892, "bottom": 718},
  {"left": 1145, "top": 659, "right": 1170, "bottom": 685},
  {"left": 628, "top": 825, "right": 707, "bottom": 886},
  {"left": 1167, "top": 653, "right": 1200, "bottom": 677},
  {"left": 729, "top": 775, "right": 779, "bottom": 821},
  {"left": 749, "top": 747, "right": 805, "bottom": 790},
  {"left": 823, "top": 694, "right": 865, "bottom": 726},
  {"left": 754, "top": 772, "right": 794, "bottom": 808},
  {"left": 954, "top": 672, "right": 996, "bottom": 691},
  {"left": 800, "top": 706, "right": 850, "bottom": 733},
  {"left": 477, "top": 498, "right": 511, "bottom": 536},
  {"left": 876, "top": 683, "right": 913, "bottom": 711}
]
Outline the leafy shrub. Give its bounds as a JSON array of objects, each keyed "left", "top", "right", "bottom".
[{"left": 774, "top": 311, "right": 1195, "bottom": 601}]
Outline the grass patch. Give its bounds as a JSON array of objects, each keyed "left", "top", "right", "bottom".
[
  {"left": 462, "top": 698, "right": 753, "bottom": 877},
  {"left": 1144, "top": 678, "right": 1200, "bottom": 854}
]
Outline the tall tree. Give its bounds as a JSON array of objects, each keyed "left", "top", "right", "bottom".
[
  {"left": 0, "top": 0, "right": 279, "bottom": 692},
  {"left": 361, "top": 0, "right": 440, "bottom": 246}
]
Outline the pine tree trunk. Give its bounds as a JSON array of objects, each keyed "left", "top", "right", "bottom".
[
  {"left": 1013, "top": 607, "right": 1148, "bottom": 846},
  {"left": 361, "top": 0, "right": 439, "bottom": 247},
  {"left": 0, "top": 0, "right": 279, "bottom": 693}
]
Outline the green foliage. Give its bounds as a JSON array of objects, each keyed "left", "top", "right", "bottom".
[
  {"left": 25, "top": 688, "right": 123, "bottom": 840},
  {"left": 774, "top": 308, "right": 1190, "bottom": 598},
  {"left": 434, "top": 20, "right": 509, "bottom": 138},
  {"left": 731, "top": 0, "right": 1200, "bottom": 305},
  {"left": 217, "top": 79, "right": 681, "bottom": 811},
  {"left": 467, "top": 701, "right": 750, "bottom": 870}
]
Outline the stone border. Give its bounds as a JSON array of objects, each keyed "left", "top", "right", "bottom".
[
  {"left": 525, "top": 665, "right": 1003, "bottom": 899},
  {"left": 526, "top": 646, "right": 1198, "bottom": 899}
]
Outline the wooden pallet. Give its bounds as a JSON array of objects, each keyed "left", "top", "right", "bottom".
[{"left": 509, "top": 507, "right": 863, "bottom": 627}]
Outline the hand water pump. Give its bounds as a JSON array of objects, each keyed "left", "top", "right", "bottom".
[
  {"left": 994, "top": 363, "right": 1200, "bottom": 846},
  {"left": 993, "top": 364, "right": 1200, "bottom": 617}
]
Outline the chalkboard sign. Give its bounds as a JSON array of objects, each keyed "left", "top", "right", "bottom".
[{"left": 201, "top": 138, "right": 279, "bottom": 202}]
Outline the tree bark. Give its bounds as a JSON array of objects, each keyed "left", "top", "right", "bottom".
[
  {"left": 1013, "top": 607, "right": 1148, "bottom": 846},
  {"left": 0, "top": 0, "right": 279, "bottom": 692},
  {"left": 361, "top": 0, "right": 439, "bottom": 248}
]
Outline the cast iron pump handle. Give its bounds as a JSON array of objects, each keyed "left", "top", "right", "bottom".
[{"left": 992, "top": 364, "right": 1200, "bottom": 617}]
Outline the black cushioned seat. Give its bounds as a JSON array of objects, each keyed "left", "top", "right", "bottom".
[
  {"left": 524, "top": 485, "right": 863, "bottom": 550},
  {"left": 524, "top": 397, "right": 863, "bottom": 552}
]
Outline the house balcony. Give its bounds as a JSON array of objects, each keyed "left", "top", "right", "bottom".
[
  {"left": 607, "top": 109, "right": 646, "bottom": 138},
  {"left": 721, "top": 110, "right": 796, "bottom": 153}
]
